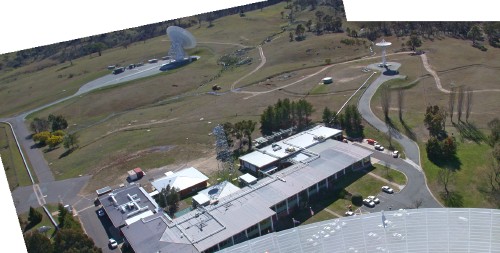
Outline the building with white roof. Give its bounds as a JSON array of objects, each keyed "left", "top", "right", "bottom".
[
  {"left": 152, "top": 167, "right": 209, "bottom": 197},
  {"left": 239, "top": 125, "right": 342, "bottom": 174},
  {"left": 121, "top": 131, "right": 372, "bottom": 253}
]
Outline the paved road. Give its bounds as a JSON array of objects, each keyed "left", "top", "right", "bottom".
[
  {"left": 79, "top": 206, "right": 123, "bottom": 253},
  {"left": 354, "top": 144, "right": 442, "bottom": 213},
  {"left": 357, "top": 62, "right": 422, "bottom": 166}
]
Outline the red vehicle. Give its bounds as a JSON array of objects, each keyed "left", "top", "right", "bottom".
[{"left": 367, "top": 139, "right": 376, "bottom": 145}]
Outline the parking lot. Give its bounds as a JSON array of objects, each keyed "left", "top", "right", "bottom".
[{"left": 78, "top": 203, "right": 123, "bottom": 253}]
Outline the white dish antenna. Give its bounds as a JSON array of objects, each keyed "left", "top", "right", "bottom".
[{"left": 167, "top": 26, "right": 197, "bottom": 61}]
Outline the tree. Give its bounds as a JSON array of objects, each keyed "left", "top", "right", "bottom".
[
  {"left": 260, "top": 106, "right": 275, "bottom": 135},
  {"left": 465, "top": 87, "right": 473, "bottom": 122},
  {"left": 467, "top": 25, "right": 483, "bottom": 45},
  {"left": 48, "top": 114, "right": 68, "bottom": 131},
  {"left": 30, "top": 118, "right": 50, "bottom": 134},
  {"left": 306, "top": 20, "right": 313, "bottom": 32},
  {"left": 242, "top": 120, "right": 257, "bottom": 150},
  {"left": 33, "top": 131, "right": 51, "bottom": 145},
  {"left": 438, "top": 168, "right": 455, "bottom": 198},
  {"left": 442, "top": 136, "right": 457, "bottom": 158},
  {"left": 456, "top": 86, "right": 465, "bottom": 121},
  {"left": 486, "top": 153, "right": 500, "bottom": 192},
  {"left": 28, "top": 206, "right": 42, "bottom": 225},
  {"left": 397, "top": 89, "right": 405, "bottom": 121},
  {"left": 426, "top": 136, "right": 442, "bottom": 160},
  {"left": 448, "top": 86, "right": 456, "bottom": 122},
  {"left": 289, "top": 31, "right": 294, "bottom": 42},
  {"left": 295, "top": 24, "right": 306, "bottom": 40},
  {"left": 322, "top": 107, "right": 333, "bottom": 127},
  {"left": 380, "top": 84, "right": 391, "bottom": 121},
  {"left": 424, "top": 105, "right": 446, "bottom": 137},
  {"left": 63, "top": 133, "right": 79, "bottom": 150},
  {"left": 406, "top": 33, "right": 422, "bottom": 51},
  {"left": 488, "top": 118, "right": 500, "bottom": 146},
  {"left": 53, "top": 228, "right": 102, "bottom": 253},
  {"left": 47, "top": 135, "right": 63, "bottom": 149},
  {"left": 24, "top": 231, "right": 53, "bottom": 253}
]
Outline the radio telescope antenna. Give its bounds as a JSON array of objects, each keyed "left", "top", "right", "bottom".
[
  {"left": 375, "top": 39, "right": 392, "bottom": 67},
  {"left": 167, "top": 26, "right": 197, "bottom": 61}
]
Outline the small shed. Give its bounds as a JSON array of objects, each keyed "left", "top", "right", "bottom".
[{"left": 322, "top": 77, "right": 333, "bottom": 84}]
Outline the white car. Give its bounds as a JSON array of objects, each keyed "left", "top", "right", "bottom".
[
  {"left": 345, "top": 211, "right": 355, "bottom": 216},
  {"left": 381, "top": 186, "right": 394, "bottom": 194},
  {"left": 363, "top": 198, "right": 376, "bottom": 208},
  {"left": 367, "top": 195, "right": 380, "bottom": 204},
  {"left": 109, "top": 238, "right": 118, "bottom": 249},
  {"left": 392, "top": 150, "right": 399, "bottom": 158},
  {"left": 375, "top": 144, "right": 385, "bottom": 151}
]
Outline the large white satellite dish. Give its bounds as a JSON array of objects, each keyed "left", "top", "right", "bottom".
[{"left": 167, "top": 26, "right": 197, "bottom": 61}]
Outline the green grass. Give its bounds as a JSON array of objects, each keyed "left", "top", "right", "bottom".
[
  {"left": 19, "top": 206, "right": 57, "bottom": 239},
  {"left": 420, "top": 141, "right": 494, "bottom": 208},
  {"left": 0, "top": 123, "right": 33, "bottom": 189},
  {"left": 371, "top": 163, "right": 407, "bottom": 186},
  {"left": 309, "top": 83, "right": 328, "bottom": 94}
]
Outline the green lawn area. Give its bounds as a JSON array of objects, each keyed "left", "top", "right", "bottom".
[
  {"left": 19, "top": 206, "right": 57, "bottom": 239},
  {"left": 371, "top": 163, "right": 407, "bottom": 186},
  {"left": 420, "top": 141, "right": 495, "bottom": 208},
  {"left": 0, "top": 123, "right": 33, "bottom": 189}
]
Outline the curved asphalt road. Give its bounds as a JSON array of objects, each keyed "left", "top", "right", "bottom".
[
  {"left": 357, "top": 144, "right": 442, "bottom": 210},
  {"left": 358, "top": 63, "right": 422, "bottom": 168}
]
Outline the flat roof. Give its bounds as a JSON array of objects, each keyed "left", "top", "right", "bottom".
[
  {"left": 193, "top": 181, "right": 240, "bottom": 205},
  {"left": 98, "top": 184, "right": 158, "bottom": 228},
  {"left": 241, "top": 126, "right": 343, "bottom": 168},
  {"left": 143, "top": 139, "right": 372, "bottom": 252},
  {"left": 238, "top": 173, "right": 257, "bottom": 184},
  {"left": 239, "top": 151, "right": 277, "bottom": 168},
  {"left": 221, "top": 208, "right": 500, "bottom": 253},
  {"left": 152, "top": 167, "right": 208, "bottom": 192}
]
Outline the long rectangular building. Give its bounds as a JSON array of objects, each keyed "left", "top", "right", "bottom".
[{"left": 121, "top": 127, "right": 372, "bottom": 253}]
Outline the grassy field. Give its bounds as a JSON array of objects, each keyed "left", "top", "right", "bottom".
[
  {"left": 371, "top": 163, "right": 407, "bottom": 186},
  {"left": 368, "top": 40, "right": 500, "bottom": 208},
  {"left": 0, "top": 123, "right": 32, "bottom": 189}
]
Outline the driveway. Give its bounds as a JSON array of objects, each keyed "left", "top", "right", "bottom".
[
  {"left": 79, "top": 206, "right": 123, "bottom": 253},
  {"left": 353, "top": 143, "right": 442, "bottom": 213},
  {"left": 357, "top": 62, "right": 422, "bottom": 166}
]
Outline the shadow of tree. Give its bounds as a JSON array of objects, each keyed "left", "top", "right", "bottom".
[
  {"left": 401, "top": 119, "right": 417, "bottom": 141},
  {"left": 453, "top": 121, "right": 486, "bottom": 144},
  {"left": 441, "top": 191, "right": 464, "bottom": 207},
  {"left": 429, "top": 155, "right": 462, "bottom": 171},
  {"left": 59, "top": 148, "right": 75, "bottom": 159}
]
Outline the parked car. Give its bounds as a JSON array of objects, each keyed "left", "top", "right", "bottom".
[
  {"left": 367, "top": 139, "right": 376, "bottom": 145},
  {"left": 112, "top": 67, "right": 125, "bottom": 74},
  {"left": 363, "top": 198, "right": 376, "bottom": 208},
  {"left": 345, "top": 211, "right": 355, "bottom": 216},
  {"left": 128, "top": 64, "right": 135, "bottom": 69},
  {"left": 109, "top": 238, "right": 118, "bottom": 249},
  {"left": 367, "top": 195, "right": 380, "bottom": 204},
  {"left": 97, "top": 209, "right": 105, "bottom": 217},
  {"left": 375, "top": 144, "right": 385, "bottom": 151},
  {"left": 381, "top": 186, "right": 394, "bottom": 194},
  {"left": 392, "top": 150, "right": 399, "bottom": 158}
]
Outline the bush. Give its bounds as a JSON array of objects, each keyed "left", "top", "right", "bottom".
[{"left": 351, "top": 194, "right": 363, "bottom": 206}]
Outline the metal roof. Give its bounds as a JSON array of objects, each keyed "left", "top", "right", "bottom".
[
  {"left": 152, "top": 167, "right": 208, "bottom": 192},
  {"left": 98, "top": 184, "right": 158, "bottom": 228},
  {"left": 239, "top": 173, "right": 257, "bottom": 185},
  {"left": 239, "top": 151, "right": 277, "bottom": 168},
  {"left": 221, "top": 208, "right": 500, "bottom": 253},
  {"left": 193, "top": 181, "right": 241, "bottom": 205}
]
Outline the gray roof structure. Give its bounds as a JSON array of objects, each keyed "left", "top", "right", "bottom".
[
  {"left": 98, "top": 184, "right": 159, "bottom": 228},
  {"left": 221, "top": 208, "right": 500, "bottom": 253},
  {"left": 123, "top": 138, "right": 372, "bottom": 253}
]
